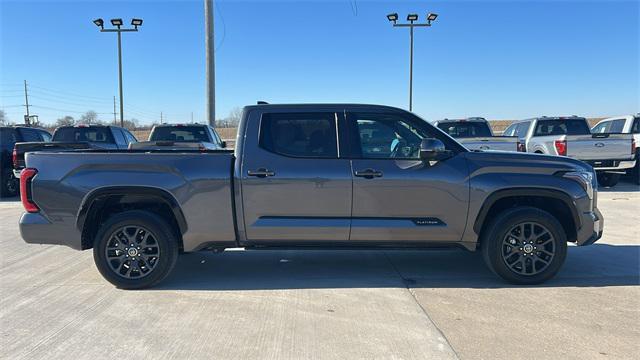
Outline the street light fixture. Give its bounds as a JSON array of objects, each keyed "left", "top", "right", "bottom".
[
  {"left": 93, "top": 18, "right": 104, "bottom": 29},
  {"left": 385, "top": 12, "right": 438, "bottom": 112},
  {"left": 92, "top": 18, "right": 142, "bottom": 127}
]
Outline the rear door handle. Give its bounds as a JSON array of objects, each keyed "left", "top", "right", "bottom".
[
  {"left": 354, "top": 168, "right": 383, "bottom": 179},
  {"left": 247, "top": 168, "right": 275, "bottom": 178}
]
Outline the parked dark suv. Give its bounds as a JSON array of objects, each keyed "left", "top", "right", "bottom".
[{"left": 0, "top": 126, "right": 51, "bottom": 197}]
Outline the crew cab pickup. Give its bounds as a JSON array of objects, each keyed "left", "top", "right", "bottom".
[
  {"left": 504, "top": 116, "right": 636, "bottom": 187},
  {"left": 19, "top": 104, "right": 603, "bottom": 289},
  {"left": 0, "top": 126, "right": 51, "bottom": 197},
  {"left": 592, "top": 114, "right": 640, "bottom": 184},
  {"left": 13, "top": 125, "right": 138, "bottom": 177},
  {"left": 433, "top": 117, "right": 520, "bottom": 152},
  {"left": 130, "top": 123, "right": 225, "bottom": 151}
]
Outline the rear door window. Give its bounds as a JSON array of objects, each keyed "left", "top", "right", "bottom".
[
  {"left": 515, "top": 122, "right": 531, "bottom": 138},
  {"left": 19, "top": 128, "right": 41, "bottom": 142},
  {"left": 38, "top": 130, "right": 52, "bottom": 142},
  {"left": 533, "top": 119, "right": 590, "bottom": 136},
  {"left": 608, "top": 119, "right": 626, "bottom": 133},
  {"left": 112, "top": 128, "right": 127, "bottom": 148},
  {"left": 259, "top": 113, "right": 338, "bottom": 158}
]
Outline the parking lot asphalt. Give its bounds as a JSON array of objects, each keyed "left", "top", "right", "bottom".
[{"left": 1, "top": 180, "right": 638, "bottom": 360}]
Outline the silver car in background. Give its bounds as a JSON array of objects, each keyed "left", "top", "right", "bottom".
[
  {"left": 433, "top": 117, "right": 520, "bottom": 152},
  {"left": 130, "top": 123, "right": 226, "bottom": 151}
]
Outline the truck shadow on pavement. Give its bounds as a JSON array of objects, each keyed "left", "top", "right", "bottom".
[{"left": 157, "top": 243, "right": 639, "bottom": 291}]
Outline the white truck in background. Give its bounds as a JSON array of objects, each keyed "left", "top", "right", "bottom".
[
  {"left": 592, "top": 114, "right": 640, "bottom": 184},
  {"left": 504, "top": 116, "right": 636, "bottom": 187},
  {"left": 433, "top": 117, "right": 520, "bottom": 152}
]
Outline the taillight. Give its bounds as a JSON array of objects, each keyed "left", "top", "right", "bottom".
[
  {"left": 12, "top": 147, "right": 18, "bottom": 168},
  {"left": 20, "top": 168, "right": 39, "bottom": 213},
  {"left": 517, "top": 141, "right": 526, "bottom": 152},
  {"left": 554, "top": 140, "right": 567, "bottom": 156}
]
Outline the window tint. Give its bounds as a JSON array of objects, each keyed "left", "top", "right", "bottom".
[
  {"left": 1, "top": 128, "right": 18, "bottom": 148},
  {"left": 38, "top": 130, "right": 52, "bottom": 142},
  {"left": 632, "top": 117, "right": 640, "bottom": 134},
  {"left": 150, "top": 126, "right": 211, "bottom": 142},
  {"left": 123, "top": 130, "right": 137, "bottom": 144},
  {"left": 259, "top": 113, "right": 338, "bottom": 158},
  {"left": 609, "top": 119, "right": 626, "bottom": 133},
  {"left": 436, "top": 122, "right": 492, "bottom": 138},
  {"left": 53, "top": 127, "right": 114, "bottom": 142},
  {"left": 20, "top": 128, "right": 41, "bottom": 142},
  {"left": 112, "top": 128, "right": 127, "bottom": 147},
  {"left": 533, "top": 119, "right": 590, "bottom": 136},
  {"left": 353, "top": 113, "right": 433, "bottom": 159},
  {"left": 592, "top": 121, "right": 611, "bottom": 134},
  {"left": 514, "top": 122, "right": 530, "bottom": 138},
  {"left": 503, "top": 124, "right": 516, "bottom": 136}
]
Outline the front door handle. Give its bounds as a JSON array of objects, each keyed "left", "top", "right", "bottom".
[
  {"left": 247, "top": 168, "right": 275, "bottom": 178},
  {"left": 354, "top": 168, "right": 383, "bottom": 179}
]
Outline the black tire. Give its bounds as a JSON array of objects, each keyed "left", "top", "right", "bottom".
[
  {"left": 597, "top": 172, "right": 620, "bottom": 188},
  {"left": 1, "top": 169, "right": 19, "bottom": 198},
  {"left": 93, "top": 210, "right": 179, "bottom": 289},
  {"left": 481, "top": 206, "right": 567, "bottom": 285}
]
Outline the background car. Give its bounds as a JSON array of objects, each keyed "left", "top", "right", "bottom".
[{"left": 0, "top": 126, "right": 51, "bottom": 197}]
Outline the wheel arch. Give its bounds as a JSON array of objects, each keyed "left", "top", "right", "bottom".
[
  {"left": 474, "top": 188, "right": 580, "bottom": 244},
  {"left": 77, "top": 186, "right": 187, "bottom": 250}
]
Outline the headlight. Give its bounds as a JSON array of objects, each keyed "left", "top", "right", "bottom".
[{"left": 563, "top": 171, "right": 594, "bottom": 200}]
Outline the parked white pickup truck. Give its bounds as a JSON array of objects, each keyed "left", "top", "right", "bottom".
[
  {"left": 592, "top": 114, "right": 640, "bottom": 184},
  {"left": 433, "top": 117, "right": 520, "bottom": 152},
  {"left": 504, "top": 116, "right": 636, "bottom": 187}
]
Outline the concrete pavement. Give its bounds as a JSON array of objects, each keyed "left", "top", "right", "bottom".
[{"left": 0, "top": 180, "right": 638, "bottom": 359}]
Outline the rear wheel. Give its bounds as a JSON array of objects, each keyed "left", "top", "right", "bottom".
[
  {"left": 481, "top": 207, "right": 567, "bottom": 285},
  {"left": 93, "top": 210, "right": 178, "bottom": 289},
  {"left": 597, "top": 172, "right": 620, "bottom": 188},
  {"left": 1, "top": 169, "right": 18, "bottom": 198}
]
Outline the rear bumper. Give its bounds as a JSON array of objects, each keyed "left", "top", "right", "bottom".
[
  {"left": 576, "top": 206, "right": 603, "bottom": 246},
  {"left": 19, "top": 212, "right": 83, "bottom": 250},
  {"left": 586, "top": 160, "right": 636, "bottom": 172}
]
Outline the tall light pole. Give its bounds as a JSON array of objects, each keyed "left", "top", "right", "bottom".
[
  {"left": 93, "top": 18, "right": 143, "bottom": 127},
  {"left": 205, "top": 0, "right": 216, "bottom": 127},
  {"left": 386, "top": 12, "right": 438, "bottom": 112}
]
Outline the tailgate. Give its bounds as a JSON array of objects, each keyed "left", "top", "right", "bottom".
[
  {"left": 458, "top": 137, "right": 518, "bottom": 151},
  {"left": 566, "top": 134, "right": 634, "bottom": 161},
  {"left": 13, "top": 142, "right": 92, "bottom": 170}
]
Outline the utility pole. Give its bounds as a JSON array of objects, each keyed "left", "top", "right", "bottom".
[
  {"left": 205, "top": 0, "right": 216, "bottom": 127},
  {"left": 191, "top": 112, "right": 194, "bottom": 123},
  {"left": 160, "top": 112, "right": 163, "bottom": 124},
  {"left": 386, "top": 13, "right": 438, "bottom": 112},
  {"left": 113, "top": 96, "right": 117, "bottom": 124},
  {"left": 23, "top": 80, "right": 30, "bottom": 126}
]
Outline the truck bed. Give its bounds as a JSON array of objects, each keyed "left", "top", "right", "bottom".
[
  {"left": 23, "top": 150, "right": 236, "bottom": 251},
  {"left": 457, "top": 136, "right": 518, "bottom": 152}
]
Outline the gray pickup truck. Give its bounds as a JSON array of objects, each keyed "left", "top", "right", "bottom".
[
  {"left": 504, "top": 116, "right": 636, "bottom": 187},
  {"left": 432, "top": 117, "right": 520, "bottom": 152},
  {"left": 19, "top": 104, "right": 603, "bottom": 289}
]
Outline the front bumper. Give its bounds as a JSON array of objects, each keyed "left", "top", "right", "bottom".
[
  {"left": 576, "top": 206, "right": 603, "bottom": 246},
  {"left": 587, "top": 160, "right": 636, "bottom": 172}
]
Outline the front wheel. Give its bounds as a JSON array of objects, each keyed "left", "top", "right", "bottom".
[
  {"left": 93, "top": 210, "right": 179, "bottom": 289},
  {"left": 597, "top": 172, "right": 620, "bottom": 188},
  {"left": 481, "top": 207, "right": 567, "bottom": 285}
]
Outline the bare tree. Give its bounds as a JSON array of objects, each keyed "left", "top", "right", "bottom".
[
  {"left": 0, "top": 110, "right": 5, "bottom": 125},
  {"left": 218, "top": 107, "right": 242, "bottom": 128},
  {"left": 78, "top": 111, "right": 100, "bottom": 125},
  {"left": 55, "top": 116, "right": 75, "bottom": 127}
]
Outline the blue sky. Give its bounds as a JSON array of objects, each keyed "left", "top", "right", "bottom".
[{"left": 1, "top": 0, "right": 638, "bottom": 125}]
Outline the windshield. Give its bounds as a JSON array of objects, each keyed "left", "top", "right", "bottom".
[
  {"left": 53, "top": 127, "right": 114, "bottom": 143},
  {"left": 150, "top": 126, "right": 211, "bottom": 142},
  {"left": 436, "top": 122, "right": 492, "bottom": 138},
  {"left": 533, "top": 119, "right": 591, "bottom": 136}
]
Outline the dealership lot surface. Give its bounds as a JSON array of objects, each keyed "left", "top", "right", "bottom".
[{"left": 1, "top": 181, "right": 638, "bottom": 360}]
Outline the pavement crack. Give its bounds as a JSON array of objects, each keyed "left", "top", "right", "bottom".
[{"left": 382, "top": 251, "right": 461, "bottom": 360}]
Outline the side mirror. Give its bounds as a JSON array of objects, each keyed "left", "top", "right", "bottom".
[
  {"left": 420, "top": 138, "right": 450, "bottom": 161},
  {"left": 220, "top": 141, "right": 227, "bottom": 148}
]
